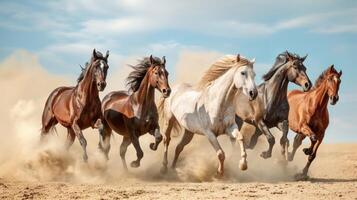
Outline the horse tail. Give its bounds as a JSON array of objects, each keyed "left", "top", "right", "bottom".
[
  {"left": 157, "top": 96, "right": 181, "bottom": 137},
  {"left": 41, "top": 88, "right": 60, "bottom": 137}
]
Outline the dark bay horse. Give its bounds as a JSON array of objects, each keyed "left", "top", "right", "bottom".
[
  {"left": 235, "top": 51, "right": 312, "bottom": 159},
  {"left": 99, "top": 55, "right": 171, "bottom": 169},
  {"left": 41, "top": 49, "right": 109, "bottom": 161},
  {"left": 287, "top": 65, "right": 342, "bottom": 179}
]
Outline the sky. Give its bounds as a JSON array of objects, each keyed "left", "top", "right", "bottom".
[{"left": 0, "top": 0, "right": 356, "bottom": 142}]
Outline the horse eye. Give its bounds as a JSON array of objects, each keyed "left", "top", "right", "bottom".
[{"left": 241, "top": 72, "right": 246, "bottom": 76}]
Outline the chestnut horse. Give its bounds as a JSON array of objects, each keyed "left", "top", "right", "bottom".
[
  {"left": 99, "top": 55, "right": 171, "bottom": 169},
  {"left": 41, "top": 49, "right": 109, "bottom": 161},
  {"left": 287, "top": 65, "right": 342, "bottom": 179}
]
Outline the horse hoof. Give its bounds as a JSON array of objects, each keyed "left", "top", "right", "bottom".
[
  {"left": 149, "top": 143, "right": 157, "bottom": 151},
  {"left": 214, "top": 172, "right": 224, "bottom": 179},
  {"left": 294, "top": 173, "right": 309, "bottom": 181},
  {"left": 260, "top": 151, "right": 271, "bottom": 159},
  {"left": 130, "top": 161, "right": 140, "bottom": 168},
  {"left": 160, "top": 166, "right": 168, "bottom": 174},
  {"left": 303, "top": 148, "right": 312, "bottom": 155},
  {"left": 239, "top": 160, "right": 248, "bottom": 171}
]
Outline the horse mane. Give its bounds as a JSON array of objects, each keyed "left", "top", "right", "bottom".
[
  {"left": 77, "top": 50, "right": 106, "bottom": 83},
  {"left": 197, "top": 55, "right": 252, "bottom": 89},
  {"left": 314, "top": 66, "right": 337, "bottom": 88},
  {"left": 126, "top": 56, "right": 163, "bottom": 92},
  {"left": 262, "top": 51, "right": 302, "bottom": 81}
]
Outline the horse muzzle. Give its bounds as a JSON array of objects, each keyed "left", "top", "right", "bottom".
[
  {"left": 248, "top": 89, "right": 258, "bottom": 101},
  {"left": 303, "top": 81, "right": 312, "bottom": 92},
  {"left": 330, "top": 95, "right": 339, "bottom": 105},
  {"left": 162, "top": 88, "right": 171, "bottom": 98},
  {"left": 97, "top": 82, "right": 107, "bottom": 91}
]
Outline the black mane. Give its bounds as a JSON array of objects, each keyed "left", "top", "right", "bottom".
[
  {"left": 126, "top": 56, "right": 163, "bottom": 92},
  {"left": 262, "top": 51, "right": 303, "bottom": 81}
]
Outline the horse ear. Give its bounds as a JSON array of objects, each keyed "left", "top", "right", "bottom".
[
  {"left": 149, "top": 55, "right": 154, "bottom": 65},
  {"left": 330, "top": 64, "right": 335, "bottom": 71},
  {"left": 93, "top": 49, "right": 97, "bottom": 59},
  {"left": 301, "top": 54, "right": 307, "bottom": 62},
  {"left": 286, "top": 51, "right": 293, "bottom": 61},
  {"left": 105, "top": 50, "right": 109, "bottom": 60},
  {"left": 236, "top": 54, "right": 240, "bottom": 62},
  {"left": 339, "top": 70, "right": 342, "bottom": 77},
  {"left": 162, "top": 56, "right": 166, "bottom": 65},
  {"left": 251, "top": 58, "right": 255, "bottom": 64}
]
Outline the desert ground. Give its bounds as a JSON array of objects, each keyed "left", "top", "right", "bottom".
[{"left": 0, "top": 130, "right": 356, "bottom": 200}]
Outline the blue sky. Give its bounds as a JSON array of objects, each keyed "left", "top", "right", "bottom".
[{"left": 0, "top": 0, "right": 356, "bottom": 142}]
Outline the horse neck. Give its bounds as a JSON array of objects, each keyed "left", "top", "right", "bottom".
[
  {"left": 133, "top": 71, "right": 155, "bottom": 118},
  {"left": 310, "top": 81, "right": 330, "bottom": 113},
  {"left": 263, "top": 66, "right": 289, "bottom": 113},
  {"left": 205, "top": 68, "right": 238, "bottom": 113},
  {"left": 77, "top": 64, "right": 99, "bottom": 101}
]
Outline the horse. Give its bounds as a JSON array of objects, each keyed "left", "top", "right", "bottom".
[
  {"left": 235, "top": 51, "right": 312, "bottom": 160},
  {"left": 99, "top": 55, "right": 171, "bottom": 169},
  {"left": 158, "top": 54, "right": 258, "bottom": 176},
  {"left": 287, "top": 65, "right": 342, "bottom": 179},
  {"left": 41, "top": 49, "right": 110, "bottom": 161}
]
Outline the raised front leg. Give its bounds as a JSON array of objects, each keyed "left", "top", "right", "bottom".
[
  {"left": 149, "top": 127, "right": 163, "bottom": 151},
  {"left": 129, "top": 133, "right": 143, "bottom": 168},
  {"left": 277, "top": 120, "right": 289, "bottom": 160},
  {"left": 171, "top": 130, "right": 194, "bottom": 169},
  {"left": 257, "top": 121, "right": 275, "bottom": 159},
  {"left": 72, "top": 121, "right": 88, "bottom": 162}
]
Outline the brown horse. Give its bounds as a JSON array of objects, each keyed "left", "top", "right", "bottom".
[
  {"left": 99, "top": 55, "right": 171, "bottom": 169},
  {"left": 41, "top": 49, "right": 110, "bottom": 161},
  {"left": 287, "top": 65, "right": 342, "bottom": 179}
]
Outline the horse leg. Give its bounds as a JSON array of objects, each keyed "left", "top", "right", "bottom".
[
  {"left": 171, "top": 130, "right": 194, "bottom": 169},
  {"left": 230, "top": 125, "right": 248, "bottom": 170},
  {"left": 205, "top": 130, "right": 225, "bottom": 176},
  {"left": 161, "top": 119, "right": 174, "bottom": 174},
  {"left": 288, "top": 134, "right": 305, "bottom": 161},
  {"left": 98, "top": 121, "right": 112, "bottom": 160},
  {"left": 246, "top": 125, "right": 262, "bottom": 149},
  {"left": 65, "top": 128, "right": 75, "bottom": 150},
  {"left": 257, "top": 121, "right": 275, "bottom": 159},
  {"left": 40, "top": 117, "right": 58, "bottom": 142},
  {"left": 149, "top": 127, "right": 163, "bottom": 151},
  {"left": 297, "top": 134, "right": 324, "bottom": 179},
  {"left": 278, "top": 120, "right": 290, "bottom": 160},
  {"left": 72, "top": 122, "right": 88, "bottom": 162},
  {"left": 303, "top": 137, "right": 315, "bottom": 156},
  {"left": 120, "top": 136, "right": 131, "bottom": 171},
  {"left": 129, "top": 132, "right": 143, "bottom": 168}
]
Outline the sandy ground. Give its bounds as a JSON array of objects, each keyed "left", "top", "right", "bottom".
[{"left": 0, "top": 134, "right": 356, "bottom": 200}]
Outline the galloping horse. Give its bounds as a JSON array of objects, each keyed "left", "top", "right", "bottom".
[
  {"left": 41, "top": 49, "right": 110, "bottom": 161},
  {"left": 99, "top": 56, "right": 170, "bottom": 169},
  {"left": 158, "top": 54, "right": 258, "bottom": 176},
  {"left": 235, "top": 51, "right": 311, "bottom": 160},
  {"left": 287, "top": 65, "right": 342, "bottom": 179}
]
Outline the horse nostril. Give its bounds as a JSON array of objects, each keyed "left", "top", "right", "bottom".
[
  {"left": 249, "top": 90, "right": 254, "bottom": 97},
  {"left": 162, "top": 88, "right": 167, "bottom": 94},
  {"left": 305, "top": 82, "right": 310, "bottom": 89}
]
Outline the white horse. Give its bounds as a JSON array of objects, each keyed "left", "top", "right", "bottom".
[{"left": 158, "top": 54, "right": 258, "bottom": 176}]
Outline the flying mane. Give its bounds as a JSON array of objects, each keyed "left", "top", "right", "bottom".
[
  {"left": 126, "top": 56, "right": 163, "bottom": 92},
  {"left": 197, "top": 55, "right": 252, "bottom": 89}
]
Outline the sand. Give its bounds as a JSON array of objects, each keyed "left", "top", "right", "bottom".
[{"left": 0, "top": 133, "right": 356, "bottom": 200}]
